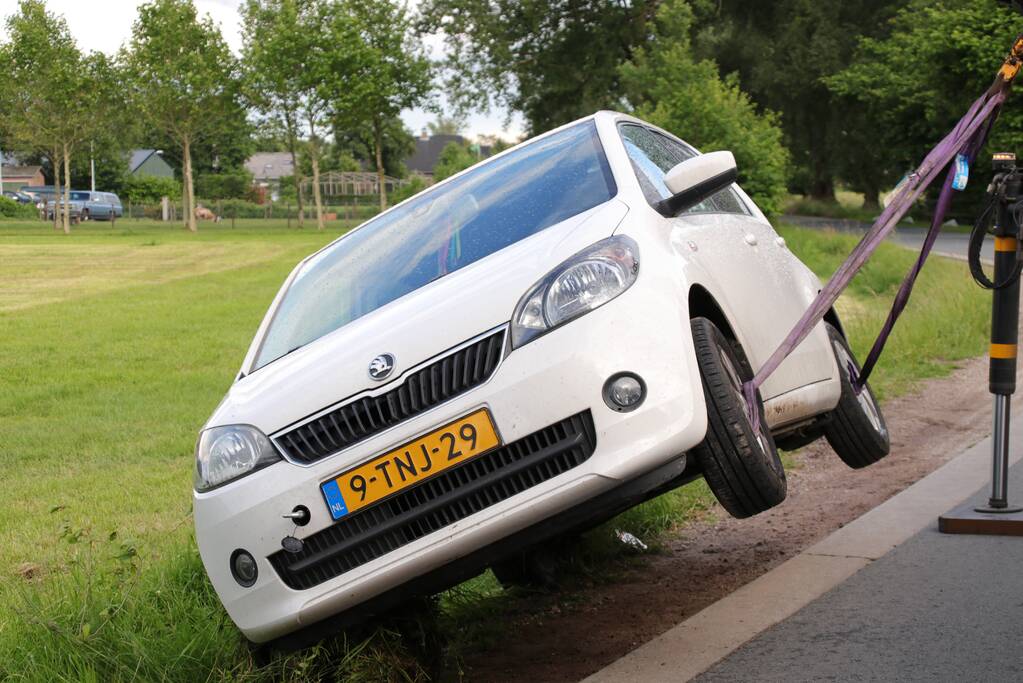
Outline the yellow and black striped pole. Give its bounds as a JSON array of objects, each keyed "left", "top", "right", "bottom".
[{"left": 983, "top": 152, "right": 1023, "bottom": 512}]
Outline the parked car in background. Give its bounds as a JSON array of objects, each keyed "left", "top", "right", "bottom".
[
  {"left": 46, "top": 190, "right": 123, "bottom": 221},
  {"left": 193, "top": 111, "right": 890, "bottom": 650},
  {"left": 2, "top": 190, "right": 33, "bottom": 204},
  {"left": 20, "top": 185, "right": 56, "bottom": 204},
  {"left": 80, "top": 191, "right": 123, "bottom": 219}
]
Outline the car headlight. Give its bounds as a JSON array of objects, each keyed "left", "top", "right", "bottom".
[
  {"left": 511, "top": 235, "right": 639, "bottom": 348},
  {"left": 194, "top": 424, "right": 281, "bottom": 492}
]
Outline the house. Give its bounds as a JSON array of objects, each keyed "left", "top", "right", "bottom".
[
  {"left": 405, "top": 130, "right": 493, "bottom": 179},
  {"left": 245, "top": 152, "right": 295, "bottom": 188},
  {"left": 0, "top": 164, "right": 44, "bottom": 191},
  {"left": 129, "top": 149, "right": 174, "bottom": 178}
]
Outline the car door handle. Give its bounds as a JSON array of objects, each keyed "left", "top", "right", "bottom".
[{"left": 744, "top": 233, "right": 758, "bottom": 246}]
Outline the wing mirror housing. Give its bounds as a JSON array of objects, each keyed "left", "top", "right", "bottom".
[{"left": 655, "top": 151, "right": 738, "bottom": 217}]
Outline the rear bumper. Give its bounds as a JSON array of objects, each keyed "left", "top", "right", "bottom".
[{"left": 194, "top": 277, "right": 708, "bottom": 642}]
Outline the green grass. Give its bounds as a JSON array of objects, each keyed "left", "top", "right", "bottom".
[
  {"left": 779, "top": 225, "right": 988, "bottom": 399},
  {"left": 0, "top": 218, "right": 989, "bottom": 681}
]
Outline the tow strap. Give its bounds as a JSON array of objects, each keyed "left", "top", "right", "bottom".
[{"left": 745, "top": 34, "right": 1023, "bottom": 433}]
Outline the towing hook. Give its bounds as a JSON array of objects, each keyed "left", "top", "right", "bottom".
[{"left": 282, "top": 505, "right": 311, "bottom": 526}]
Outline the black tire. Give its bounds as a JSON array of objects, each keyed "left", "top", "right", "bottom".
[
  {"left": 80, "top": 208, "right": 89, "bottom": 221},
  {"left": 822, "top": 324, "right": 890, "bottom": 468},
  {"left": 690, "top": 317, "right": 786, "bottom": 519}
]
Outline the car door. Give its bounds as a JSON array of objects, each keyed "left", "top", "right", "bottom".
[
  {"left": 617, "top": 124, "right": 831, "bottom": 401},
  {"left": 95, "top": 193, "right": 112, "bottom": 218}
]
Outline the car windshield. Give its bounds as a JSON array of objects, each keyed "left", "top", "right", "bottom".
[
  {"left": 70, "top": 192, "right": 89, "bottom": 201},
  {"left": 253, "top": 120, "right": 616, "bottom": 371}
]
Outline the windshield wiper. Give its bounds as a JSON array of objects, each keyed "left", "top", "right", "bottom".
[{"left": 263, "top": 343, "right": 307, "bottom": 369}]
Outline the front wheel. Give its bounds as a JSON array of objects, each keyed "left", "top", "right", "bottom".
[
  {"left": 689, "top": 317, "right": 786, "bottom": 519},
  {"left": 822, "top": 324, "right": 890, "bottom": 468}
]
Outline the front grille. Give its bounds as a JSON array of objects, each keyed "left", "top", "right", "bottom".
[
  {"left": 269, "top": 411, "right": 596, "bottom": 590},
  {"left": 275, "top": 329, "right": 506, "bottom": 465}
]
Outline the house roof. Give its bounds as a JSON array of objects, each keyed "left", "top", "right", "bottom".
[
  {"left": 245, "top": 152, "right": 295, "bottom": 181},
  {"left": 129, "top": 149, "right": 159, "bottom": 173},
  {"left": 406, "top": 134, "right": 464, "bottom": 175},
  {"left": 2, "top": 165, "right": 42, "bottom": 180},
  {"left": 405, "top": 134, "right": 494, "bottom": 175}
]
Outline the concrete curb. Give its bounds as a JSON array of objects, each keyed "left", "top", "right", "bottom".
[{"left": 582, "top": 417, "right": 1023, "bottom": 683}]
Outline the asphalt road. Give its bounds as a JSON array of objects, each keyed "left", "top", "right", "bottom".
[
  {"left": 695, "top": 467, "right": 1023, "bottom": 682},
  {"left": 783, "top": 215, "right": 994, "bottom": 264}
]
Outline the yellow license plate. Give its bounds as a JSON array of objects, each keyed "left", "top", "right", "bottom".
[{"left": 320, "top": 409, "right": 500, "bottom": 520}]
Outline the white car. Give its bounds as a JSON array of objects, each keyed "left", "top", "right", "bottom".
[{"left": 193, "top": 111, "right": 890, "bottom": 649}]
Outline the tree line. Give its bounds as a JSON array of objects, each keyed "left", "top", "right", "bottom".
[
  {"left": 2, "top": 0, "right": 1020, "bottom": 234},
  {"left": 422, "top": 0, "right": 1023, "bottom": 216},
  {"left": 0, "top": 0, "right": 430, "bottom": 233}
]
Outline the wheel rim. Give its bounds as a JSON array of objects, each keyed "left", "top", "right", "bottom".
[
  {"left": 720, "top": 349, "right": 768, "bottom": 455},
  {"left": 833, "top": 340, "right": 886, "bottom": 436}
]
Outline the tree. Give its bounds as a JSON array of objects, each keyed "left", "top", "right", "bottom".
[
  {"left": 241, "top": 0, "right": 345, "bottom": 230},
  {"left": 427, "top": 114, "right": 465, "bottom": 136},
  {"left": 689, "top": 0, "right": 906, "bottom": 201},
  {"left": 826, "top": 0, "right": 1023, "bottom": 217},
  {"left": 433, "top": 141, "right": 477, "bottom": 181},
  {"left": 619, "top": 0, "right": 789, "bottom": 215},
  {"left": 0, "top": 0, "right": 98, "bottom": 233},
  {"left": 124, "top": 0, "right": 243, "bottom": 232},
  {"left": 333, "top": 114, "right": 415, "bottom": 179},
  {"left": 241, "top": 0, "right": 313, "bottom": 227},
  {"left": 419, "top": 0, "right": 659, "bottom": 134},
  {"left": 332, "top": 0, "right": 433, "bottom": 212}
]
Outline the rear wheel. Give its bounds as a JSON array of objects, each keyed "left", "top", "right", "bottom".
[
  {"left": 689, "top": 317, "right": 786, "bottom": 519},
  {"left": 822, "top": 324, "right": 890, "bottom": 468}
]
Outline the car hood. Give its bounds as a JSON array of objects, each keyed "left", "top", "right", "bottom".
[{"left": 206, "top": 198, "right": 630, "bottom": 435}]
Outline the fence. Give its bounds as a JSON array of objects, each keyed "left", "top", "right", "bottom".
[{"left": 119, "top": 195, "right": 384, "bottom": 226}]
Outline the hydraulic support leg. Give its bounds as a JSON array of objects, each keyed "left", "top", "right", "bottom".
[
  {"left": 978, "top": 168, "right": 1023, "bottom": 512},
  {"left": 940, "top": 153, "right": 1023, "bottom": 533}
]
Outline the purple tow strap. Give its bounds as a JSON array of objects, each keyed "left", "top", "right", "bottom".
[{"left": 744, "top": 89, "right": 1007, "bottom": 434}]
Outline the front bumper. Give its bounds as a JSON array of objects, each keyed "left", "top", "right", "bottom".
[{"left": 194, "top": 281, "right": 707, "bottom": 643}]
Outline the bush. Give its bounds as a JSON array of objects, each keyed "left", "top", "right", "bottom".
[
  {"left": 389, "top": 176, "right": 428, "bottom": 205},
  {"left": 0, "top": 196, "right": 38, "bottom": 219},
  {"left": 618, "top": 0, "right": 790, "bottom": 216},
  {"left": 210, "top": 198, "right": 268, "bottom": 218},
  {"left": 195, "top": 169, "right": 253, "bottom": 200},
  {"left": 434, "top": 143, "right": 478, "bottom": 182},
  {"left": 121, "top": 174, "right": 181, "bottom": 203}
]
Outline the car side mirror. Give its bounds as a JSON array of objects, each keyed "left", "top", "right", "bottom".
[{"left": 655, "top": 151, "right": 738, "bottom": 217}]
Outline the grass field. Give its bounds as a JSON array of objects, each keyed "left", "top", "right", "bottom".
[{"left": 0, "top": 218, "right": 990, "bottom": 681}]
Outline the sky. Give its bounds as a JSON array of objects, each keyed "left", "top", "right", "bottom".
[{"left": 0, "top": 0, "right": 524, "bottom": 141}]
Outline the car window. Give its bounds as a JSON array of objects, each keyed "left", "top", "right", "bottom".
[
  {"left": 70, "top": 191, "right": 90, "bottom": 201},
  {"left": 618, "top": 124, "right": 749, "bottom": 216},
  {"left": 253, "top": 120, "right": 617, "bottom": 371}
]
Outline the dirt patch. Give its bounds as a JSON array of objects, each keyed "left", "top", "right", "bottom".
[{"left": 463, "top": 355, "right": 1006, "bottom": 682}]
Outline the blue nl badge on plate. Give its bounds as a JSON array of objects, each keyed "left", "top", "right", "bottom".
[
  {"left": 321, "top": 479, "right": 349, "bottom": 519},
  {"left": 953, "top": 154, "right": 969, "bottom": 191}
]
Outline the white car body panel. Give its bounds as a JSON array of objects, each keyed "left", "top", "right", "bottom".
[{"left": 195, "top": 111, "right": 841, "bottom": 643}]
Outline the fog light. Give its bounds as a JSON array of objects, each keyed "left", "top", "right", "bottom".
[
  {"left": 231, "top": 549, "right": 258, "bottom": 587},
  {"left": 603, "top": 373, "right": 646, "bottom": 412}
]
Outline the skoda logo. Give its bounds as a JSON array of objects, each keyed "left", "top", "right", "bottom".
[{"left": 368, "top": 353, "right": 396, "bottom": 381}]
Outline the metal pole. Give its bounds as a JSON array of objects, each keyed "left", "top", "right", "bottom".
[
  {"left": 991, "top": 395, "right": 1012, "bottom": 507},
  {"left": 979, "top": 152, "right": 1023, "bottom": 513},
  {"left": 0, "top": 146, "right": 4, "bottom": 194},
  {"left": 90, "top": 141, "right": 95, "bottom": 193}
]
